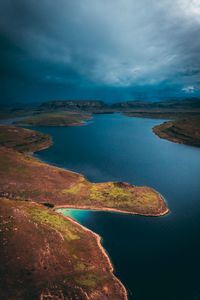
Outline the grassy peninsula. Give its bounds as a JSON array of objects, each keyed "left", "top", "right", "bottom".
[
  {"left": 0, "top": 125, "right": 168, "bottom": 215},
  {"left": 153, "top": 117, "right": 200, "bottom": 147},
  {"left": 0, "top": 125, "right": 52, "bottom": 152},
  {"left": 0, "top": 124, "right": 168, "bottom": 299},
  {"left": 14, "top": 111, "right": 91, "bottom": 127}
]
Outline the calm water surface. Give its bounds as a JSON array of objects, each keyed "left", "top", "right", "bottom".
[{"left": 34, "top": 114, "right": 200, "bottom": 300}]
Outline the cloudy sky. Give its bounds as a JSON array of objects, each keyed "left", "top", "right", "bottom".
[{"left": 1, "top": 0, "right": 200, "bottom": 105}]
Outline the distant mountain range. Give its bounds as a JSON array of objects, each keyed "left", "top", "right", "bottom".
[
  {"left": 112, "top": 98, "right": 200, "bottom": 110},
  {"left": 39, "top": 100, "right": 107, "bottom": 110},
  {"left": 1, "top": 98, "right": 200, "bottom": 121},
  {"left": 38, "top": 98, "right": 200, "bottom": 112}
]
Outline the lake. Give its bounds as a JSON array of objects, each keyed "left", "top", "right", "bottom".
[{"left": 34, "top": 114, "right": 200, "bottom": 300}]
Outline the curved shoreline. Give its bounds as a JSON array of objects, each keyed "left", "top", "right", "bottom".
[
  {"left": 29, "top": 125, "right": 168, "bottom": 298},
  {"left": 32, "top": 145, "right": 169, "bottom": 217},
  {"left": 55, "top": 203, "right": 169, "bottom": 217},
  {"left": 14, "top": 112, "right": 93, "bottom": 128},
  {"left": 0, "top": 123, "right": 169, "bottom": 299},
  {"left": 0, "top": 125, "right": 129, "bottom": 298},
  {"left": 58, "top": 211, "right": 128, "bottom": 300},
  {"left": 152, "top": 118, "right": 200, "bottom": 147}
]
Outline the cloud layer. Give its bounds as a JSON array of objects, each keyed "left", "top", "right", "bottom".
[{"left": 1, "top": 0, "right": 200, "bottom": 104}]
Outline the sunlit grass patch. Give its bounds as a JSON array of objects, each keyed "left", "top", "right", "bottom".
[
  {"left": 74, "top": 262, "right": 86, "bottom": 272},
  {"left": 28, "top": 207, "right": 81, "bottom": 241},
  {"left": 62, "top": 182, "right": 85, "bottom": 195},
  {"left": 75, "top": 273, "right": 98, "bottom": 288}
]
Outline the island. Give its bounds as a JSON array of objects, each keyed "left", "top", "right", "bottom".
[
  {"left": 0, "top": 124, "right": 168, "bottom": 299},
  {"left": 153, "top": 117, "right": 200, "bottom": 147}
]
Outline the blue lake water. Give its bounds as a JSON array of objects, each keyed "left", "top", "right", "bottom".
[{"left": 34, "top": 114, "right": 200, "bottom": 300}]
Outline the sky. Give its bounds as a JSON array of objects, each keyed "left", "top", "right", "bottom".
[{"left": 0, "top": 0, "right": 200, "bottom": 106}]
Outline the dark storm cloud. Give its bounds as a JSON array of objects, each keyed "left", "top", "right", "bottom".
[{"left": 1, "top": 0, "right": 200, "bottom": 105}]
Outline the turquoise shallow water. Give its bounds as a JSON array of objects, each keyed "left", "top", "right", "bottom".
[
  {"left": 34, "top": 114, "right": 200, "bottom": 300},
  {"left": 56, "top": 208, "right": 91, "bottom": 223}
]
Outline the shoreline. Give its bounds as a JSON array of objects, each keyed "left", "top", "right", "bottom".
[
  {"left": 153, "top": 127, "right": 200, "bottom": 148},
  {"left": 152, "top": 118, "right": 200, "bottom": 148},
  {"left": 14, "top": 113, "right": 93, "bottom": 128},
  {"left": 1, "top": 122, "right": 169, "bottom": 299},
  {"left": 58, "top": 211, "right": 129, "bottom": 300},
  {"left": 32, "top": 139, "right": 169, "bottom": 218},
  {"left": 27, "top": 127, "right": 167, "bottom": 299},
  {"left": 6, "top": 125, "right": 129, "bottom": 299},
  {"left": 29, "top": 124, "right": 168, "bottom": 298},
  {"left": 55, "top": 203, "right": 169, "bottom": 217}
]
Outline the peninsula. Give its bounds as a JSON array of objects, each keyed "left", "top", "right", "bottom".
[
  {"left": 153, "top": 117, "right": 200, "bottom": 147},
  {"left": 0, "top": 125, "right": 168, "bottom": 215},
  {"left": 14, "top": 111, "right": 91, "bottom": 127},
  {"left": 0, "top": 124, "right": 168, "bottom": 299}
]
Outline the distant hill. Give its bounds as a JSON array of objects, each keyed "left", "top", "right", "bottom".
[
  {"left": 37, "top": 98, "right": 200, "bottom": 114},
  {"left": 38, "top": 98, "right": 200, "bottom": 110},
  {"left": 111, "top": 98, "right": 200, "bottom": 111},
  {"left": 1, "top": 98, "right": 200, "bottom": 121},
  {"left": 39, "top": 100, "right": 107, "bottom": 111}
]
